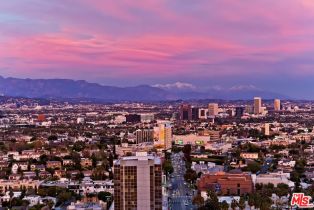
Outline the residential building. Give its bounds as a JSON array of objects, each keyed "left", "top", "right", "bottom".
[{"left": 114, "top": 152, "right": 162, "bottom": 210}]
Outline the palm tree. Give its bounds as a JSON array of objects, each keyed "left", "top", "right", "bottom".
[
  {"left": 9, "top": 188, "right": 14, "bottom": 208},
  {"left": 192, "top": 194, "right": 205, "bottom": 207},
  {"left": 220, "top": 201, "right": 229, "bottom": 210},
  {"left": 238, "top": 196, "right": 246, "bottom": 210},
  {"left": 231, "top": 199, "right": 238, "bottom": 210}
]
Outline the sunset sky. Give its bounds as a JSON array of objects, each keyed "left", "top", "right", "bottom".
[{"left": 1, "top": 0, "right": 314, "bottom": 98}]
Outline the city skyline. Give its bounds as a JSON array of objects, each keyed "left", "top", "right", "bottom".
[{"left": 1, "top": 0, "right": 314, "bottom": 98}]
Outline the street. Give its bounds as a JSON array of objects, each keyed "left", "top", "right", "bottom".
[{"left": 168, "top": 152, "right": 196, "bottom": 210}]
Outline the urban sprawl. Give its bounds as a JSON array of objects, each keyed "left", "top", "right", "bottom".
[{"left": 0, "top": 97, "right": 313, "bottom": 210}]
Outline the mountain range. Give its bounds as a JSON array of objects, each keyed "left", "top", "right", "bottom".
[{"left": 0, "top": 76, "right": 288, "bottom": 101}]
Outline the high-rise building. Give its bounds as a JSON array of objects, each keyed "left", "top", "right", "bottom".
[
  {"left": 179, "top": 104, "right": 192, "bottom": 120},
  {"left": 208, "top": 103, "right": 219, "bottom": 116},
  {"left": 254, "top": 97, "right": 262, "bottom": 115},
  {"left": 198, "top": 108, "right": 208, "bottom": 119},
  {"left": 136, "top": 129, "right": 154, "bottom": 144},
  {"left": 153, "top": 122, "right": 172, "bottom": 149},
  {"left": 245, "top": 105, "right": 253, "bottom": 114},
  {"left": 157, "top": 123, "right": 172, "bottom": 150},
  {"left": 114, "top": 152, "right": 162, "bottom": 210},
  {"left": 263, "top": 123, "right": 270, "bottom": 136},
  {"left": 235, "top": 107, "right": 245, "bottom": 118},
  {"left": 191, "top": 107, "right": 199, "bottom": 120},
  {"left": 274, "top": 99, "right": 281, "bottom": 111}
]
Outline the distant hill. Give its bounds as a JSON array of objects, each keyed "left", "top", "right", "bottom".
[{"left": 0, "top": 76, "right": 288, "bottom": 101}]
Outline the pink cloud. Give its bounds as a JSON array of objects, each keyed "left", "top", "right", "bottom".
[{"left": 1, "top": 0, "right": 314, "bottom": 81}]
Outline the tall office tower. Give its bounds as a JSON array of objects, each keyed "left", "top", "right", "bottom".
[
  {"left": 114, "top": 152, "right": 162, "bottom": 210},
  {"left": 191, "top": 107, "right": 199, "bottom": 120},
  {"left": 245, "top": 105, "right": 253, "bottom": 114},
  {"left": 208, "top": 103, "right": 219, "bottom": 116},
  {"left": 254, "top": 97, "right": 262, "bottom": 115},
  {"left": 179, "top": 104, "right": 192, "bottom": 120},
  {"left": 235, "top": 107, "right": 245, "bottom": 118},
  {"left": 263, "top": 123, "right": 270, "bottom": 136},
  {"left": 199, "top": 108, "right": 208, "bottom": 119},
  {"left": 135, "top": 129, "right": 154, "bottom": 144},
  {"left": 274, "top": 99, "right": 281, "bottom": 111},
  {"left": 158, "top": 123, "right": 172, "bottom": 150}
]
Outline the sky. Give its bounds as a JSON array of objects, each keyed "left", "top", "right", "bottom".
[{"left": 1, "top": 0, "right": 314, "bottom": 98}]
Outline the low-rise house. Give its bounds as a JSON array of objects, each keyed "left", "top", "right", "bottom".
[
  {"left": 0, "top": 179, "right": 41, "bottom": 194},
  {"left": 23, "top": 171, "right": 36, "bottom": 180},
  {"left": 0, "top": 191, "right": 22, "bottom": 203},
  {"left": 240, "top": 152, "right": 259, "bottom": 159},
  {"left": 18, "top": 162, "right": 29, "bottom": 171},
  {"left": 54, "top": 170, "right": 66, "bottom": 178},
  {"left": 9, "top": 174, "right": 22, "bottom": 180},
  {"left": 253, "top": 172, "right": 294, "bottom": 188},
  {"left": 81, "top": 158, "right": 93, "bottom": 168},
  {"left": 197, "top": 172, "right": 253, "bottom": 196},
  {"left": 46, "top": 161, "right": 62, "bottom": 169},
  {"left": 63, "top": 159, "right": 74, "bottom": 166},
  {"left": 278, "top": 160, "right": 296, "bottom": 168},
  {"left": 0, "top": 161, "right": 9, "bottom": 170},
  {"left": 39, "top": 171, "right": 52, "bottom": 179},
  {"left": 30, "top": 164, "right": 46, "bottom": 172},
  {"left": 67, "top": 201, "right": 106, "bottom": 210}
]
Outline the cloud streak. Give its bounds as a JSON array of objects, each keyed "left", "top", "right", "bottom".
[{"left": 1, "top": 0, "right": 314, "bottom": 97}]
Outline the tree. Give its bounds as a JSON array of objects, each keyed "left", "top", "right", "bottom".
[
  {"left": 192, "top": 194, "right": 204, "bottom": 207},
  {"left": 276, "top": 183, "right": 290, "bottom": 197},
  {"left": 182, "top": 144, "right": 192, "bottom": 162},
  {"left": 246, "top": 161, "right": 261, "bottom": 173},
  {"left": 231, "top": 199, "right": 238, "bottom": 210},
  {"left": 163, "top": 160, "right": 174, "bottom": 175},
  {"left": 72, "top": 141, "right": 86, "bottom": 152},
  {"left": 98, "top": 191, "right": 112, "bottom": 201},
  {"left": 91, "top": 153, "right": 97, "bottom": 168},
  {"left": 9, "top": 188, "right": 14, "bottom": 208},
  {"left": 184, "top": 169, "right": 197, "bottom": 183},
  {"left": 92, "top": 166, "right": 108, "bottom": 180},
  {"left": 220, "top": 201, "right": 229, "bottom": 210},
  {"left": 200, "top": 146, "right": 206, "bottom": 153},
  {"left": 57, "top": 191, "right": 72, "bottom": 204},
  {"left": 48, "top": 135, "right": 58, "bottom": 141},
  {"left": 248, "top": 193, "right": 255, "bottom": 208},
  {"left": 98, "top": 191, "right": 112, "bottom": 203},
  {"left": 260, "top": 197, "right": 272, "bottom": 210},
  {"left": 238, "top": 196, "right": 246, "bottom": 210},
  {"left": 205, "top": 191, "right": 221, "bottom": 210}
]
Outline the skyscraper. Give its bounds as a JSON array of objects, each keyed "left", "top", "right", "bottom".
[
  {"left": 208, "top": 103, "right": 219, "bottom": 116},
  {"left": 254, "top": 97, "right": 262, "bottom": 115},
  {"left": 263, "top": 123, "right": 270, "bottom": 136},
  {"left": 136, "top": 129, "right": 154, "bottom": 144},
  {"left": 114, "top": 152, "right": 162, "bottom": 210},
  {"left": 158, "top": 123, "right": 172, "bottom": 150},
  {"left": 235, "top": 107, "right": 245, "bottom": 118},
  {"left": 153, "top": 122, "right": 173, "bottom": 150},
  {"left": 192, "top": 107, "right": 199, "bottom": 120},
  {"left": 198, "top": 108, "right": 208, "bottom": 119},
  {"left": 179, "top": 104, "right": 192, "bottom": 120},
  {"left": 274, "top": 99, "right": 281, "bottom": 111}
]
